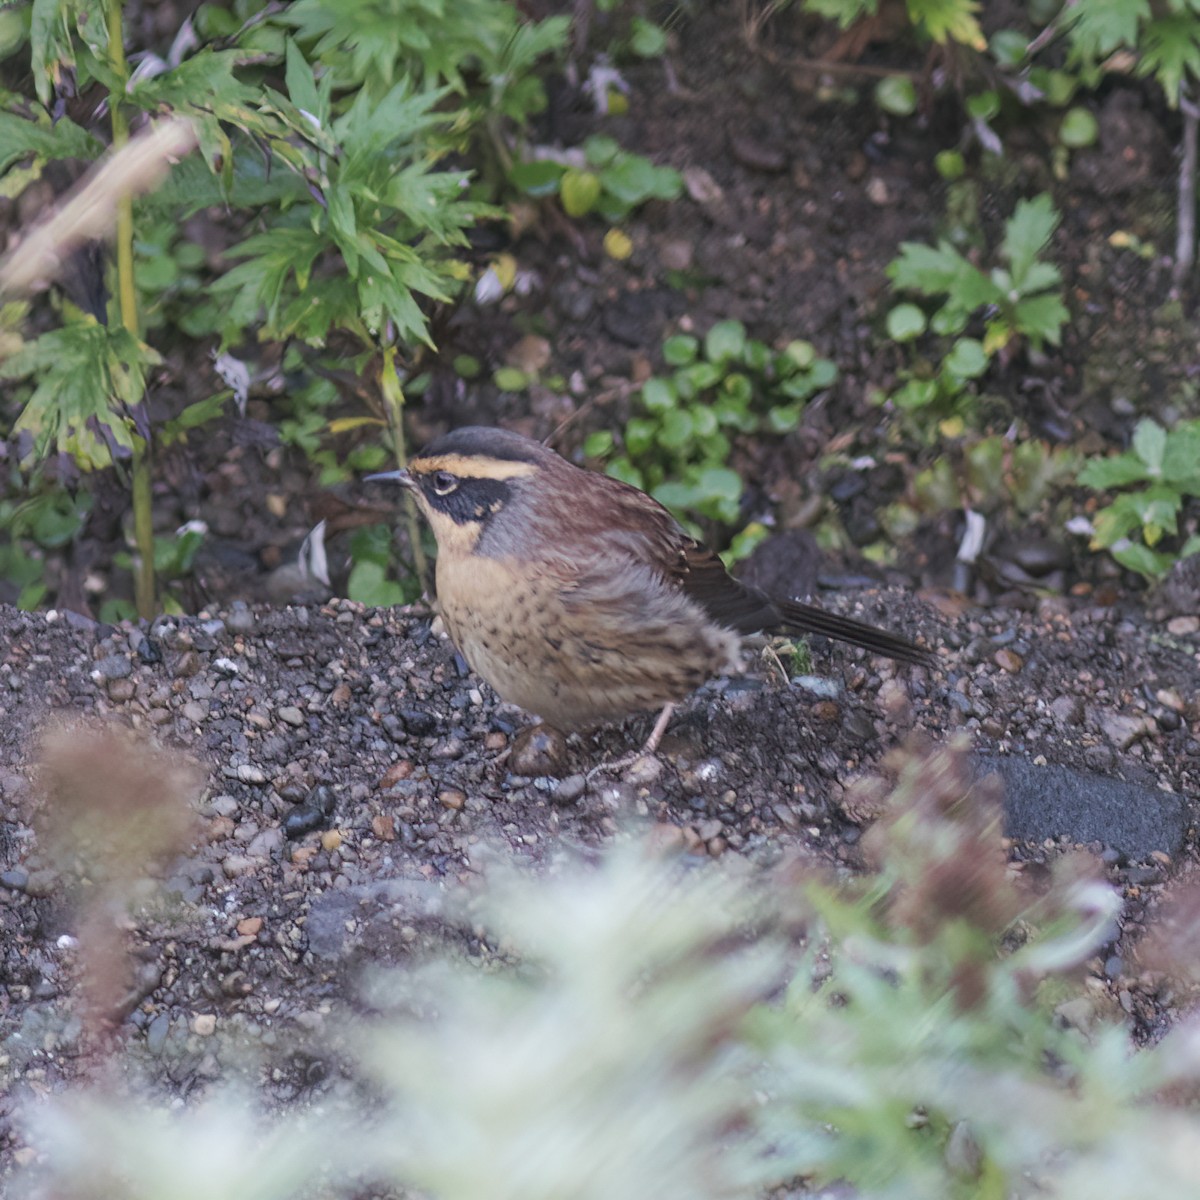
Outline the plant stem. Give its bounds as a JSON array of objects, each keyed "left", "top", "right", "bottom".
[
  {"left": 106, "top": 0, "right": 156, "bottom": 618},
  {"left": 380, "top": 348, "right": 431, "bottom": 595}
]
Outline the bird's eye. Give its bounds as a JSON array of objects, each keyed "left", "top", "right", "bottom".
[{"left": 431, "top": 470, "right": 458, "bottom": 495}]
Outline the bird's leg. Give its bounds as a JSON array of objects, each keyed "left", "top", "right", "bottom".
[
  {"left": 586, "top": 702, "right": 676, "bottom": 780},
  {"left": 641, "top": 702, "right": 676, "bottom": 754}
]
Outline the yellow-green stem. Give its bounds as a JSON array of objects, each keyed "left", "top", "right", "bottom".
[
  {"left": 107, "top": 0, "right": 155, "bottom": 618},
  {"left": 380, "top": 350, "right": 431, "bottom": 595}
]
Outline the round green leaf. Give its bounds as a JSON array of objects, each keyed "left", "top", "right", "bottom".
[
  {"left": 704, "top": 320, "right": 746, "bottom": 364},
  {"left": 583, "top": 429, "right": 613, "bottom": 458},
  {"left": 583, "top": 135, "right": 621, "bottom": 168},
  {"left": 659, "top": 406, "right": 695, "bottom": 450},
  {"left": 721, "top": 372, "right": 753, "bottom": 405},
  {"left": 945, "top": 338, "right": 989, "bottom": 380},
  {"left": 662, "top": 335, "right": 699, "bottom": 366},
  {"left": 560, "top": 169, "right": 602, "bottom": 217},
  {"left": 630, "top": 17, "right": 667, "bottom": 57},
  {"left": 493, "top": 367, "right": 529, "bottom": 392},
  {"left": 642, "top": 377, "right": 676, "bottom": 411},
  {"left": 934, "top": 150, "right": 965, "bottom": 181},
  {"left": 625, "top": 418, "right": 657, "bottom": 457},
  {"left": 783, "top": 339, "right": 815, "bottom": 370},
  {"left": 1058, "top": 106, "right": 1098, "bottom": 149},
  {"left": 966, "top": 90, "right": 1000, "bottom": 121},
  {"left": 887, "top": 303, "right": 927, "bottom": 341},
  {"left": 989, "top": 29, "right": 1027, "bottom": 69},
  {"left": 875, "top": 75, "right": 916, "bottom": 117}
]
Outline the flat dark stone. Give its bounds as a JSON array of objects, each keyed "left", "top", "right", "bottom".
[{"left": 979, "top": 754, "right": 1191, "bottom": 859}]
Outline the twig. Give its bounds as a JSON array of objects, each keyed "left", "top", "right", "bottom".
[{"left": 1173, "top": 89, "right": 1199, "bottom": 292}]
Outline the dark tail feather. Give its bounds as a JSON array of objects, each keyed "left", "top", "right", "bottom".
[{"left": 775, "top": 599, "right": 935, "bottom": 667}]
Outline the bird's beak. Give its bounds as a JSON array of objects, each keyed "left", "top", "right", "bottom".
[{"left": 365, "top": 468, "right": 416, "bottom": 491}]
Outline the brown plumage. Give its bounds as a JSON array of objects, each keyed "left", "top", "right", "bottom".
[{"left": 371, "top": 426, "right": 933, "bottom": 744}]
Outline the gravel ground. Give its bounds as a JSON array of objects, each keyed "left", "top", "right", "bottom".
[{"left": 1, "top": 587, "right": 1198, "bottom": 1169}]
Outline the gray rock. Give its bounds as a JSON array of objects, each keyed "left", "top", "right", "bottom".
[{"left": 979, "top": 754, "right": 1190, "bottom": 858}]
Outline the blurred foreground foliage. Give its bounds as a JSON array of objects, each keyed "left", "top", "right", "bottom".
[{"left": 11, "top": 739, "right": 1200, "bottom": 1199}]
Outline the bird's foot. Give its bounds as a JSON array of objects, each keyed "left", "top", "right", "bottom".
[{"left": 585, "top": 703, "right": 675, "bottom": 781}]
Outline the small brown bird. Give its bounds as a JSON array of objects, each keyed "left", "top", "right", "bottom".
[{"left": 370, "top": 426, "right": 932, "bottom": 751}]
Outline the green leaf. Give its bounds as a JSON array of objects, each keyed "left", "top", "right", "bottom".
[
  {"left": 1132, "top": 418, "right": 1167, "bottom": 474},
  {"left": 510, "top": 159, "right": 565, "bottom": 196},
  {"left": 659, "top": 406, "right": 695, "bottom": 450},
  {"left": 600, "top": 156, "right": 682, "bottom": 207},
  {"left": 990, "top": 29, "right": 1028, "bottom": 68},
  {"left": 1137, "top": 14, "right": 1200, "bottom": 103},
  {"left": 560, "top": 169, "right": 601, "bottom": 217},
  {"left": 0, "top": 110, "right": 102, "bottom": 174},
  {"left": 493, "top": 367, "right": 528, "bottom": 392},
  {"left": 675, "top": 362, "right": 722, "bottom": 399},
  {"left": 704, "top": 320, "right": 746, "bottom": 364},
  {"left": 625, "top": 418, "right": 657, "bottom": 457},
  {"left": 695, "top": 464, "right": 743, "bottom": 501},
  {"left": 583, "top": 430, "right": 614, "bottom": 458},
  {"left": 1077, "top": 453, "right": 1153, "bottom": 490},
  {"left": 662, "top": 335, "right": 698, "bottom": 366},
  {"left": 1001, "top": 194, "right": 1060, "bottom": 287},
  {"left": 888, "top": 240, "right": 998, "bottom": 308},
  {"left": 1012, "top": 293, "right": 1069, "bottom": 347},
  {"left": 2, "top": 322, "right": 159, "bottom": 469},
  {"left": 642, "top": 378, "right": 676, "bottom": 411},
  {"left": 1059, "top": 106, "right": 1099, "bottom": 148},
  {"left": 583, "top": 135, "right": 621, "bottom": 168},
  {"left": 1161, "top": 422, "right": 1200, "bottom": 490},
  {"left": 722, "top": 373, "right": 753, "bottom": 405},
  {"left": 887, "top": 303, "right": 927, "bottom": 341},
  {"left": 944, "top": 338, "right": 989, "bottom": 380},
  {"left": 630, "top": 17, "right": 667, "bottom": 57},
  {"left": 934, "top": 150, "right": 965, "bottom": 181},
  {"left": 1111, "top": 540, "right": 1175, "bottom": 579},
  {"left": 348, "top": 560, "right": 406, "bottom": 607},
  {"left": 875, "top": 75, "right": 916, "bottom": 116}
]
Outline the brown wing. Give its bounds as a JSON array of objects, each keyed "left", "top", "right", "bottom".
[
  {"left": 522, "top": 460, "right": 933, "bottom": 665},
  {"left": 548, "top": 469, "right": 780, "bottom": 633}
]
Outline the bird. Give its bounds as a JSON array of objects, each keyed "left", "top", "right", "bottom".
[{"left": 369, "top": 426, "right": 933, "bottom": 753}]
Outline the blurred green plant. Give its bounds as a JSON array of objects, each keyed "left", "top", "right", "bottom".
[
  {"left": 0, "top": 483, "right": 93, "bottom": 610},
  {"left": 585, "top": 320, "right": 836, "bottom": 544},
  {"left": 15, "top": 740, "right": 1200, "bottom": 1198},
  {"left": 0, "top": 0, "right": 572, "bottom": 616},
  {"left": 510, "top": 134, "right": 683, "bottom": 221},
  {"left": 879, "top": 193, "right": 1067, "bottom": 437},
  {"left": 876, "top": 431, "right": 1079, "bottom": 554},
  {"left": 1077, "top": 417, "right": 1200, "bottom": 580}
]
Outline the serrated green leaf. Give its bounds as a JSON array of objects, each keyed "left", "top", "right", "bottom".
[
  {"left": 1137, "top": 14, "right": 1200, "bottom": 103},
  {"left": 0, "top": 110, "right": 102, "bottom": 174},
  {"left": 1077, "top": 453, "right": 1153, "bottom": 490},
  {"left": 1002, "top": 194, "right": 1060, "bottom": 286},
  {"left": 1012, "top": 293, "right": 1069, "bottom": 346}
]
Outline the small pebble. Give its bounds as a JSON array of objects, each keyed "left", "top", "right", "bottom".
[
  {"left": 510, "top": 725, "right": 569, "bottom": 777},
  {"left": 277, "top": 706, "right": 305, "bottom": 727},
  {"left": 438, "top": 789, "right": 466, "bottom": 811},
  {"left": 192, "top": 1014, "right": 216, "bottom": 1036}
]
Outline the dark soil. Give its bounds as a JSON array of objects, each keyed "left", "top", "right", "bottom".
[{"left": 2, "top": 3, "right": 1200, "bottom": 1176}]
